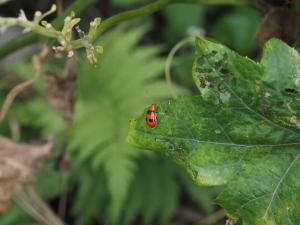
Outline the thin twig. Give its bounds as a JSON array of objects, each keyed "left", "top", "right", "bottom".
[
  {"left": 55, "top": 53, "right": 74, "bottom": 208},
  {"left": 16, "top": 188, "right": 66, "bottom": 225},
  {"left": 58, "top": 173, "right": 69, "bottom": 220},
  {"left": 0, "top": 45, "right": 49, "bottom": 123},
  {"left": 9, "top": 116, "right": 20, "bottom": 141},
  {"left": 15, "top": 193, "right": 49, "bottom": 225},
  {"left": 56, "top": 0, "right": 63, "bottom": 15},
  {"left": 27, "top": 187, "right": 65, "bottom": 225},
  {"left": 0, "top": 76, "right": 38, "bottom": 123}
]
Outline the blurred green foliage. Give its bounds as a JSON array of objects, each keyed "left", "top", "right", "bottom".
[
  {"left": 163, "top": 4, "right": 205, "bottom": 42},
  {"left": 211, "top": 8, "right": 261, "bottom": 55},
  {"left": 0, "top": 1, "right": 263, "bottom": 225}
]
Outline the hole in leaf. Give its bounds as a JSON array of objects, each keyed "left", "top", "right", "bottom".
[{"left": 285, "top": 88, "right": 298, "bottom": 94}]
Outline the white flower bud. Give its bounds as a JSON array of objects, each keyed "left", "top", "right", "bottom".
[
  {"left": 59, "top": 39, "right": 66, "bottom": 46},
  {"left": 64, "top": 16, "right": 71, "bottom": 23},
  {"left": 18, "top": 10, "right": 27, "bottom": 21},
  {"left": 90, "top": 21, "right": 96, "bottom": 27},
  {"left": 50, "top": 4, "right": 56, "bottom": 12},
  {"left": 68, "top": 50, "right": 74, "bottom": 58},
  {"left": 46, "top": 23, "right": 52, "bottom": 29},
  {"left": 35, "top": 11, "right": 42, "bottom": 17}
]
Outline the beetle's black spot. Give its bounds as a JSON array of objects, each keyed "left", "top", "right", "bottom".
[{"left": 149, "top": 118, "right": 154, "bottom": 122}]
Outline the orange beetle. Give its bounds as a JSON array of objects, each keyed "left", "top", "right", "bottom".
[{"left": 146, "top": 103, "right": 157, "bottom": 128}]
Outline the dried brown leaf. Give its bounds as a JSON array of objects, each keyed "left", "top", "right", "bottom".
[{"left": 0, "top": 135, "right": 54, "bottom": 212}]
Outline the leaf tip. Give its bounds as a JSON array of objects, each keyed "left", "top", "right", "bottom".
[{"left": 126, "top": 119, "right": 139, "bottom": 147}]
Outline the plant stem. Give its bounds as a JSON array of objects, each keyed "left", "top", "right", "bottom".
[
  {"left": 72, "top": 0, "right": 253, "bottom": 48},
  {"left": 0, "top": 0, "right": 253, "bottom": 59},
  {"left": 165, "top": 36, "right": 195, "bottom": 99},
  {"left": 0, "top": 0, "right": 97, "bottom": 60},
  {"left": 196, "top": 209, "right": 225, "bottom": 225},
  {"left": 70, "top": 0, "right": 174, "bottom": 49},
  {"left": 179, "top": 0, "right": 253, "bottom": 5},
  {"left": 0, "top": 18, "right": 60, "bottom": 38},
  {"left": 96, "top": 0, "right": 172, "bottom": 37}
]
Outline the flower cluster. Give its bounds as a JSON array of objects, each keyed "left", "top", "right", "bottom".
[{"left": 0, "top": 4, "right": 103, "bottom": 64}]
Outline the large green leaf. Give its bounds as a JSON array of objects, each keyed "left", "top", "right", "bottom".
[{"left": 127, "top": 37, "right": 300, "bottom": 224}]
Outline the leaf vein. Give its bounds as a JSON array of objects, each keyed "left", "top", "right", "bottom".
[
  {"left": 263, "top": 152, "right": 300, "bottom": 219},
  {"left": 225, "top": 83, "right": 300, "bottom": 137}
]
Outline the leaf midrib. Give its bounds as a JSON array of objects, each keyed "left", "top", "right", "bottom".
[{"left": 135, "top": 129, "right": 300, "bottom": 148}]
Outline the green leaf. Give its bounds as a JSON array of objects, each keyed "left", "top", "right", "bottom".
[
  {"left": 262, "top": 39, "right": 300, "bottom": 91},
  {"left": 127, "top": 37, "right": 300, "bottom": 224}
]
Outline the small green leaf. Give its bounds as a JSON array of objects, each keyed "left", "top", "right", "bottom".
[
  {"left": 262, "top": 39, "right": 300, "bottom": 91},
  {"left": 127, "top": 37, "right": 300, "bottom": 224}
]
